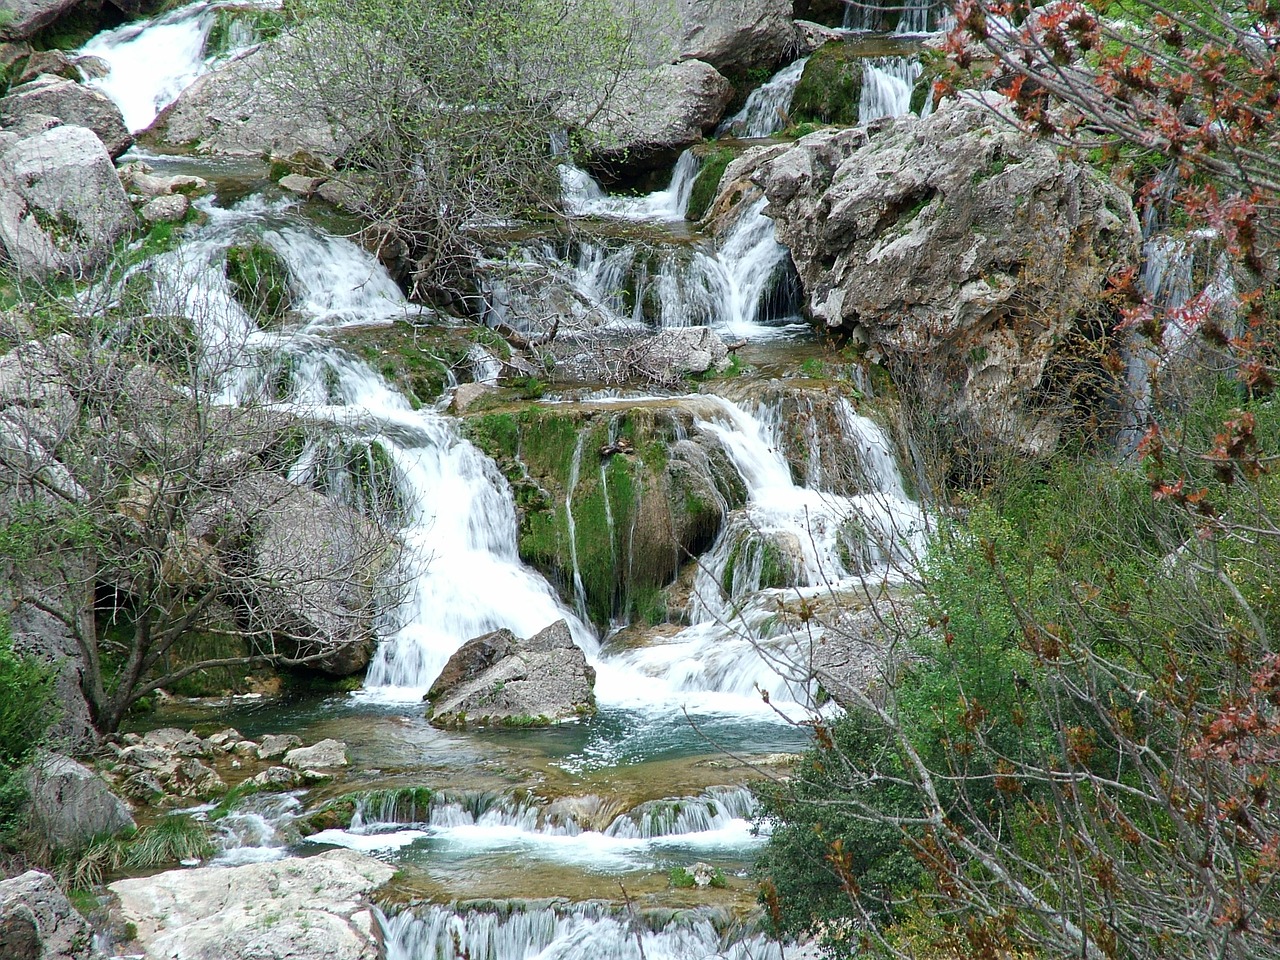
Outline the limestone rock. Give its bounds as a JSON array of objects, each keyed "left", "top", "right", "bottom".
[
  {"left": 0, "top": 871, "right": 98, "bottom": 960},
  {"left": 0, "top": 76, "right": 132, "bottom": 158},
  {"left": 256, "top": 733, "right": 302, "bottom": 760},
  {"left": 282, "top": 738, "right": 348, "bottom": 770},
  {"left": 755, "top": 91, "right": 1141, "bottom": 458},
  {"left": 428, "top": 620, "right": 596, "bottom": 727},
  {"left": 140, "top": 193, "right": 189, "bottom": 223},
  {"left": 248, "top": 765, "right": 301, "bottom": 788},
  {"left": 628, "top": 326, "right": 729, "bottom": 381},
  {"left": 674, "top": 0, "right": 796, "bottom": 76},
  {"left": 451, "top": 380, "right": 499, "bottom": 414},
  {"left": 0, "top": 0, "right": 85, "bottom": 41},
  {"left": 118, "top": 162, "right": 208, "bottom": 197},
  {"left": 0, "top": 125, "right": 137, "bottom": 279},
  {"left": 28, "top": 755, "right": 135, "bottom": 853},
  {"left": 573, "top": 60, "right": 732, "bottom": 179},
  {"left": 13, "top": 50, "right": 81, "bottom": 86},
  {"left": 278, "top": 173, "right": 325, "bottom": 196},
  {"left": 109, "top": 849, "right": 394, "bottom": 960}
]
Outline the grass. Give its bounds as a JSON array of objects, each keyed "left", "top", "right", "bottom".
[{"left": 65, "top": 816, "right": 213, "bottom": 889}]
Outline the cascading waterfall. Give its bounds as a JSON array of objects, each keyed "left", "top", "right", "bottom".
[
  {"left": 717, "top": 58, "right": 809, "bottom": 138},
  {"left": 844, "top": 0, "right": 940, "bottom": 33},
  {"left": 860, "top": 57, "right": 925, "bottom": 121},
  {"left": 560, "top": 150, "right": 701, "bottom": 221}
]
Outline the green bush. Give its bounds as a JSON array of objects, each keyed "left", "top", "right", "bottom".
[{"left": 0, "top": 618, "right": 60, "bottom": 847}]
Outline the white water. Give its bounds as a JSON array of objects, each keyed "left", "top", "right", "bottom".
[
  {"left": 718, "top": 58, "right": 809, "bottom": 138},
  {"left": 860, "top": 57, "right": 924, "bottom": 122},
  {"left": 78, "top": 1, "right": 267, "bottom": 133},
  {"left": 844, "top": 0, "right": 939, "bottom": 33},
  {"left": 560, "top": 150, "right": 700, "bottom": 222}
]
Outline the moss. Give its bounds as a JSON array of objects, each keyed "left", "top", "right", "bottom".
[
  {"left": 791, "top": 41, "right": 865, "bottom": 126},
  {"left": 297, "top": 798, "right": 357, "bottom": 834},
  {"left": 203, "top": 8, "right": 285, "bottom": 59},
  {"left": 164, "top": 630, "right": 254, "bottom": 698},
  {"left": 686, "top": 148, "right": 735, "bottom": 222},
  {"left": 225, "top": 242, "right": 292, "bottom": 324},
  {"left": 341, "top": 321, "right": 476, "bottom": 406}
]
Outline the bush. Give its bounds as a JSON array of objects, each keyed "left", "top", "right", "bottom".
[{"left": 0, "top": 618, "right": 60, "bottom": 848}]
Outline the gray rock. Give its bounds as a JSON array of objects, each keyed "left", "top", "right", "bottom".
[
  {"left": 755, "top": 91, "right": 1141, "bottom": 458},
  {"left": 674, "top": 0, "right": 796, "bottom": 75},
  {"left": 109, "top": 849, "right": 394, "bottom": 960},
  {"left": 428, "top": 620, "right": 596, "bottom": 728},
  {"left": 28, "top": 755, "right": 135, "bottom": 853},
  {"left": 13, "top": 50, "right": 80, "bottom": 86},
  {"left": 204, "top": 728, "right": 242, "bottom": 749},
  {"left": 0, "top": 871, "right": 98, "bottom": 960},
  {"left": 0, "top": 125, "right": 137, "bottom": 280},
  {"left": 140, "top": 194, "right": 189, "bottom": 223},
  {"left": 451, "top": 381, "right": 499, "bottom": 414},
  {"left": 0, "top": 0, "right": 85, "bottom": 41},
  {"left": 248, "top": 765, "right": 300, "bottom": 788},
  {"left": 140, "top": 727, "right": 205, "bottom": 756},
  {"left": 282, "top": 738, "right": 348, "bottom": 770},
  {"left": 278, "top": 173, "right": 325, "bottom": 196},
  {"left": 256, "top": 733, "right": 302, "bottom": 760},
  {"left": 0, "top": 76, "right": 132, "bottom": 158},
  {"left": 118, "top": 162, "right": 208, "bottom": 197},
  {"left": 572, "top": 60, "right": 732, "bottom": 177},
  {"left": 628, "top": 326, "right": 729, "bottom": 381},
  {"left": 74, "top": 55, "right": 110, "bottom": 81}
]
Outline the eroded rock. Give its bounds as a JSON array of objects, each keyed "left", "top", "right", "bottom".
[
  {"left": 0, "top": 75, "right": 132, "bottom": 158},
  {"left": 0, "top": 871, "right": 98, "bottom": 960},
  {"left": 28, "top": 754, "right": 135, "bottom": 853}
]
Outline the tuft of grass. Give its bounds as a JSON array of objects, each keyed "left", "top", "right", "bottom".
[{"left": 66, "top": 815, "right": 213, "bottom": 889}]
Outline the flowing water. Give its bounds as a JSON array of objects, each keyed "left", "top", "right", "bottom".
[
  {"left": 718, "top": 58, "right": 809, "bottom": 138},
  {"left": 79, "top": 9, "right": 929, "bottom": 957}
]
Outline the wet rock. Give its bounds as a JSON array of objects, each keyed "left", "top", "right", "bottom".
[
  {"left": 428, "top": 620, "right": 596, "bottom": 728},
  {"left": 28, "top": 755, "right": 135, "bottom": 853},
  {"left": 140, "top": 193, "right": 189, "bottom": 223},
  {"left": 74, "top": 55, "right": 110, "bottom": 81},
  {"left": 0, "top": 124, "right": 137, "bottom": 279},
  {"left": 109, "top": 849, "right": 394, "bottom": 960},
  {"left": 451, "top": 381, "right": 499, "bottom": 414},
  {"left": 256, "top": 733, "right": 301, "bottom": 760},
  {"left": 0, "top": 871, "right": 98, "bottom": 960},
  {"left": 755, "top": 91, "right": 1141, "bottom": 459},
  {"left": 0, "top": 0, "right": 85, "bottom": 41},
  {"left": 0, "top": 75, "right": 132, "bottom": 158},
  {"left": 13, "top": 50, "right": 82, "bottom": 86},
  {"left": 118, "top": 162, "right": 208, "bottom": 197},
  {"left": 249, "top": 765, "right": 301, "bottom": 788},
  {"left": 282, "top": 739, "right": 348, "bottom": 770}
]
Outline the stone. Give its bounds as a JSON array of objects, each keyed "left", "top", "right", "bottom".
[
  {"left": 427, "top": 619, "right": 596, "bottom": 727},
  {"left": 627, "top": 326, "right": 729, "bottom": 381},
  {"left": 174, "top": 759, "right": 225, "bottom": 798},
  {"left": 754, "top": 91, "right": 1141, "bottom": 459},
  {"left": 13, "top": 50, "right": 80, "bottom": 86},
  {"left": 74, "top": 55, "right": 110, "bottom": 81},
  {"left": 278, "top": 173, "right": 325, "bottom": 196},
  {"left": 140, "top": 193, "right": 189, "bottom": 223},
  {"left": 256, "top": 733, "right": 302, "bottom": 760},
  {"left": 141, "top": 727, "right": 205, "bottom": 756},
  {"left": 28, "top": 755, "right": 135, "bottom": 853},
  {"left": 451, "top": 380, "right": 499, "bottom": 414},
  {"left": 109, "top": 849, "right": 395, "bottom": 960},
  {"left": 0, "top": 871, "right": 97, "bottom": 960},
  {"left": 0, "top": 124, "right": 137, "bottom": 279},
  {"left": 118, "top": 162, "right": 209, "bottom": 197},
  {"left": 0, "top": 0, "right": 85, "bottom": 41},
  {"left": 282, "top": 738, "right": 348, "bottom": 770},
  {"left": 205, "top": 728, "right": 242, "bottom": 748},
  {"left": 673, "top": 0, "right": 796, "bottom": 77},
  {"left": 248, "top": 765, "right": 301, "bottom": 788},
  {"left": 571, "top": 60, "right": 732, "bottom": 179},
  {"left": 0, "top": 75, "right": 132, "bottom": 158}
]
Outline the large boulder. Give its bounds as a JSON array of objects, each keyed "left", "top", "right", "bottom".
[
  {"left": 0, "top": 124, "right": 137, "bottom": 279},
  {"left": 0, "top": 871, "right": 99, "bottom": 960},
  {"left": 109, "top": 850, "right": 394, "bottom": 960},
  {"left": 0, "top": 76, "right": 133, "bottom": 159},
  {"left": 28, "top": 755, "right": 135, "bottom": 853},
  {"left": 573, "top": 60, "right": 732, "bottom": 179},
  {"left": 673, "top": 0, "right": 797, "bottom": 77},
  {"left": 0, "top": 0, "right": 85, "bottom": 41},
  {"left": 147, "top": 39, "right": 343, "bottom": 161},
  {"left": 755, "top": 91, "right": 1141, "bottom": 458},
  {"left": 427, "top": 620, "right": 596, "bottom": 727}
]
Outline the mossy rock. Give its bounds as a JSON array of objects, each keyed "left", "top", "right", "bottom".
[
  {"left": 225, "top": 242, "right": 292, "bottom": 324},
  {"left": 686, "top": 147, "right": 735, "bottom": 222},
  {"left": 334, "top": 321, "right": 499, "bottom": 408},
  {"left": 791, "top": 41, "right": 865, "bottom": 126},
  {"left": 203, "top": 7, "right": 285, "bottom": 60}
]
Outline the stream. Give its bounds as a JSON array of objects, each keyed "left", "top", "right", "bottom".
[{"left": 75, "top": 6, "right": 934, "bottom": 957}]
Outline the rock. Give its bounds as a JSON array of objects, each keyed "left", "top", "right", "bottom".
[
  {"left": 74, "top": 55, "right": 110, "bottom": 81},
  {"left": 755, "top": 91, "right": 1141, "bottom": 459},
  {"left": 28, "top": 755, "right": 135, "bottom": 853},
  {"left": 0, "top": 125, "right": 137, "bottom": 279},
  {"left": 282, "top": 738, "right": 348, "bottom": 770},
  {"left": 0, "top": 76, "right": 132, "bottom": 158},
  {"left": 13, "top": 50, "right": 81, "bottom": 86},
  {"left": 0, "top": 43, "right": 34, "bottom": 70},
  {"left": 0, "top": 871, "right": 98, "bottom": 960},
  {"left": 173, "top": 759, "right": 225, "bottom": 798},
  {"left": 792, "top": 19, "right": 845, "bottom": 56},
  {"left": 205, "top": 728, "right": 242, "bottom": 749},
  {"left": 2, "top": 110, "right": 61, "bottom": 140},
  {"left": 118, "top": 162, "right": 208, "bottom": 197},
  {"left": 627, "top": 326, "right": 729, "bottom": 381},
  {"left": 427, "top": 620, "right": 596, "bottom": 727},
  {"left": 256, "top": 733, "right": 302, "bottom": 760},
  {"left": 140, "top": 193, "right": 189, "bottom": 223},
  {"left": 673, "top": 0, "right": 796, "bottom": 77},
  {"left": 0, "top": 0, "right": 84, "bottom": 41},
  {"left": 278, "top": 173, "right": 325, "bottom": 196},
  {"left": 149, "top": 38, "right": 343, "bottom": 161},
  {"left": 109, "top": 849, "right": 394, "bottom": 960},
  {"left": 573, "top": 60, "right": 732, "bottom": 179},
  {"left": 141, "top": 727, "right": 206, "bottom": 756},
  {"left": 248, "top": 765, "right": 300, "bottom": 788},
  {"left": 451, "top": 381, "right": 499, "bottom": 414}
]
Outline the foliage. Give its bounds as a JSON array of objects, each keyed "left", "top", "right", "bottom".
[
  {"left": 791, "top": 41, "right": 866, "bottom": 126},
  {"left": 225, "top": 242, "right": 293, "bottom": 324},
  {"left": 0, "top": 619, "right": 59, "bottom": 849},
  {"left": 65, "top": 815, "right": 213, "bottom": 889}
]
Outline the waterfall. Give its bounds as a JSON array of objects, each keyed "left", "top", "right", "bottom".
[
  {"left": 718, "top": 59, "right": 809, "bottom": 138},
  {"left": 560, "top": 150, "right": 700, "bottom": 221},
  {"left": 843, "top": 0, "right": 940, "bottom": 33},
  {"left": 381, "top": 903, "right": 785, "bottom": 960},
  {"left": 860, "top": 57, "right": 924, "bottom": 122}
]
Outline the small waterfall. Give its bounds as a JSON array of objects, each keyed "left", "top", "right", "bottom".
[
  {"left": 382, "top": 903, "right": 785, "bottom": 960},
  {"left": 210, "top": 793, "right": 302, "bottom": 865},
  {"left": 603, "top": 786, "right": 757, "bottom": 840},
  {"left": 860, "top": 57, "right": 924, "bottom": 122},
  {"left": 843, "top": 0, "right": 940, "bottom": 33},
  {"left": 717, "top": 58, "right": 809, "bottom": 138},
  {"left": 78, "top": 1, "right": 252, "bottom": 133},
  {"left": 560, "top": 150, "right": 701, "bottom": 221},
  {"left": 564, "top": 432, "right": 592, "bottom": 625}
]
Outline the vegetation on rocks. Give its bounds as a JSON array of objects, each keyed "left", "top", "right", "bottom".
[{"left": 790, "top": 41, "right": 865, "bottom": 126}]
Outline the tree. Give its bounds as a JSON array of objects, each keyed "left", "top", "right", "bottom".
[
  {"left": 262, "top": 0, "right": 654, "bottom": 304},
  {"left": 0, "top": 281, "right": 403, "bottom": 734}
]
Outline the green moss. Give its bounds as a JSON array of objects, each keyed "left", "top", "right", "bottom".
[
  {"left": 791, "top": 41, "right": 865, "bottom": 126},
  {"left": 164, "top": 630, "right": 253, "bottom": 698},
  {"left": 686, "top": 147, "right": 735, "bottom": 222},
  {"left": 203, "top": 8, "right": 285, "bottom": 59},
  {"left": 225, "top": 242, "right": 292, "bottom": 324}
]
